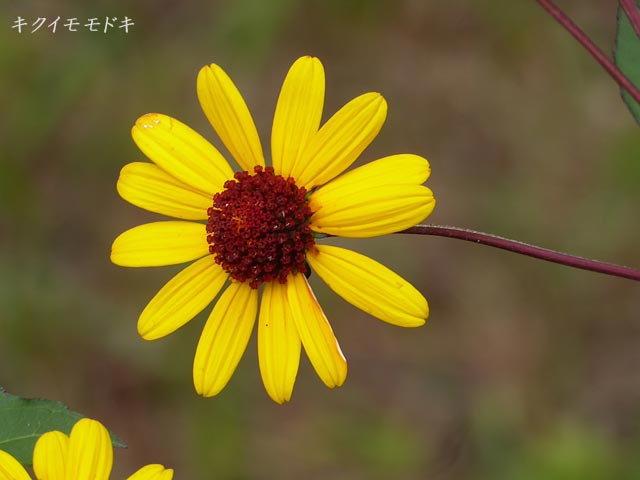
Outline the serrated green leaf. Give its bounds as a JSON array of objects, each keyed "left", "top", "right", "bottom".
[
  {"left": 614, "top": 1, "right": 640, "bottom": 124},
  {"left": 0, "top": 388, "right": 126, "bottom": 466}
]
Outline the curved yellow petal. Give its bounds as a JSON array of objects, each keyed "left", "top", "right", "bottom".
[
  {"left": 310, "top": 154, "right": 431, "bottom": 200},
  {"left": 33, "top": 431, "right": 69, "bottom": 480},
  {"left": 309, "top": 183, "right": 435, "bottom": 238},
  {"left": 138, "top": 256, "right": 228, "bottom": 340},
  {"left": 111, "top": 221, "right": 208, "bottom": 267},
  {"left": 197, "top": 64, "right": 265, "bottom": 171},
  {"left": 272, "top": 56, "right": 325, "bottom": 179},
  {"left": 287, "top": 274, "right": 347, "bottom": 388},
  {"left": 0, "top": 450, "right": 31, "bottom": 480},
  {"left": 307, "top": 245, "right": 428, "bottom": 327},
  {"left": 66, "top": 419, "right": 112, "bottom": 480},
  {"left": 295, "top": 92, "right": 387, "bottom": 190},
  {"left": 126, "top": 464, "right": 174, "bottom": 480},
  {"left": 131, "top": 113, "right": 233, "bottom": 194},
  {"left": 258, "top": 281, "right": 301, "bottom": 404},
  {"left": 193, "top": 283, "right": 258, "bottom": 397},
  {"left": 117, "top": 162, "right": 213, "bottom": 220}
]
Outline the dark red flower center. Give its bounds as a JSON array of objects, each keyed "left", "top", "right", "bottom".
[{"left": 206, "top": 166, "right": 315, "bottom": 288}]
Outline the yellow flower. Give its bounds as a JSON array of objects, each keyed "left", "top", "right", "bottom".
[
  {"left": 111, "top": 56, "right": 435, "bottom": 403},
  {"left": 0, "top": 418, "right": 173, "bottom": 480}
]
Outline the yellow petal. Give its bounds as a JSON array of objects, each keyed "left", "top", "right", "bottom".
[
  {"left": 126, "top": 464, "right": 174, "bottom": 480},
  {"left": 307, "top": 245, "right": 428, "bottom": 327},
  {"left": 117, "top": 162, "right": 213, "bottom": 220},
  {"left": 131, "top": 113, "right": 234, "bottom": 194},
  {"left": 258, "top": 281, "right": 301, "bottom": 404},
  {"left": 33, "top": 431, "right": 69, "bottom": 480},
  {"left": 287, "top": 274, "right": 347, "bottom": 388},
  {"left": 272, "top": 56, "right": 324, "bottom": 179},
  {"left": 0, "top": 450, "right": 31, "bottom": 480},
  {"left": 197, "top": 64, "right": 265, "bottom": 171},
  {"left": 66, "top": 419, "right": 113, "bottom": 480},
  {"left": 193, "top": 283, "right": 258, "bottom": 397},
  {"left": 138, "top": 256, "right": 228, "bottom": 340},
  {"left": 111, "top": 221, "right": 208, "bottom": 267},
  {"left": 294, "top": 92, "right": 387, "bottom": 190},
  {"left": 309, "top": 184, "right": 435, "bottom": 238},
  {"left": 310, "top": 154, "right": 431, "bottom": 200}
]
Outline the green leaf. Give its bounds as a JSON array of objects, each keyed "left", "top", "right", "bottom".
[
  {"left": 614, "top": 1, "right": 640, "bottom": 124},
  {"left": 0, "top": 388, "right": 126, "bottom": 466}
]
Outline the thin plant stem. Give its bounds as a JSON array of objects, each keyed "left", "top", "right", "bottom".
[
  {"left": 620, "top": 0, "right": 640, "bottom": 39},
  {"left": 399, "top": 225, "right": 640, "bottom": 282},
  {"left": 536, "top": 0, "right": 640, "bottom": 105}
]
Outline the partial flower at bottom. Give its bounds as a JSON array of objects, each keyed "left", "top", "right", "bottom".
[
  {"left": 111, "top": 55, "right": 436, "bottom": 403},
  {"left": 0, "top": 418, "right": 173, "bottom": 480}
]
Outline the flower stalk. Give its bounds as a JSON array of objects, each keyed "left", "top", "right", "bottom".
[{"left": 400, "top": 225, "right": 640, "bottom": 281}]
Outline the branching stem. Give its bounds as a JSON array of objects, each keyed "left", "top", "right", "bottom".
[
  {"left": 620, "top": 0, "right": 640, "bottom": 39},
  {"left": 535, "top": 0, "right": 640, "bottom": 105},
  {"left": 399, "top": 5, "right": 640, "bottom": 282}
]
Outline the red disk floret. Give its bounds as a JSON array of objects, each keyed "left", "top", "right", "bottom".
[{"left": 206, "top": 166, "right": 315, "bottom": 288}]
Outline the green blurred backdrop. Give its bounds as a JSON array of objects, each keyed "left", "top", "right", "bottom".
[{"left": 2, "top": 1, "right": 640, "bottom": 478}]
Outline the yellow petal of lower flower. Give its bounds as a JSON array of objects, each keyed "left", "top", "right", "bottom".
[
  {"left": 295, "top": 92, "right": 387, "bottom": 190},
  {"left": 33, "top": 431, "right": 69, "bottom": 480},
  {"left": 131, "top": 113, "right": 233, "bottom": 194},
  {"left": 126, "top": 464, "right": 174, "bottom": 480},
  {"left": 193, "top": 283, "right": 258, "bottom": 397},
  {"left": 258, "top": 282, "right": 301, "bottom": 404},
  {"left": 66, "top": 419, "right": 113, "bottom": 480},
  {"left": 0, "top": 450, "right": 31, "bottom": 480},
  {"left": 309, "top": 184, "right": 435, "bottom": 238},
  {"left": 197, "top": 64, "right": 265, "bottom": 171},
  {"left": 287, "top": 274, "right": 347, "bottom": 388},
  {"left": 138, "top": 256, "right": 228, "bottom": 340},
  {"left": 272, "top": 56, "right": 324, "bottom": 179},
  {"left": 111, "top": 221, "right": 208, "bottom": 267},
  {"left": 307, "top": 245, "right": 428, "bottom": 327},
  {"left": 117, "top": 162, "right": 213, "bottom": 220}
]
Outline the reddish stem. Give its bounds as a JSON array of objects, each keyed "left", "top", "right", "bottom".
[
  {"left": 536, "top": 0, "right": 640, "bottom": 105},
  {"left": 399, "top": 225, "right": 640, "bottom": 282},
  {"left": 620, "top": 0, "right": 640, "bottom": 39}
]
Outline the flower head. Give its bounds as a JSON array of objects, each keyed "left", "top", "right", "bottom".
[
  {"left": 111, "top": 56, "right": 436, "bottom": 403},
  {"left": 0, "top": 418, "right": 173, "bottom": 480}
]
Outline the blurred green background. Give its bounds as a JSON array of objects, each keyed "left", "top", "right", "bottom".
[{"left": 2, "top": 1, "right": 640, "bottom": 478}]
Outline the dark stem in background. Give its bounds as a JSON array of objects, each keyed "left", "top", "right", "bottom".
[
  {"left": 535, "top": 0, "right": 640, "bottom": 105},
  {"left": 620, "top": 0, "right": 640, "bottom": 39},
  {"left": 399, "top": 225, "right": 640, "bottom": 282}
]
